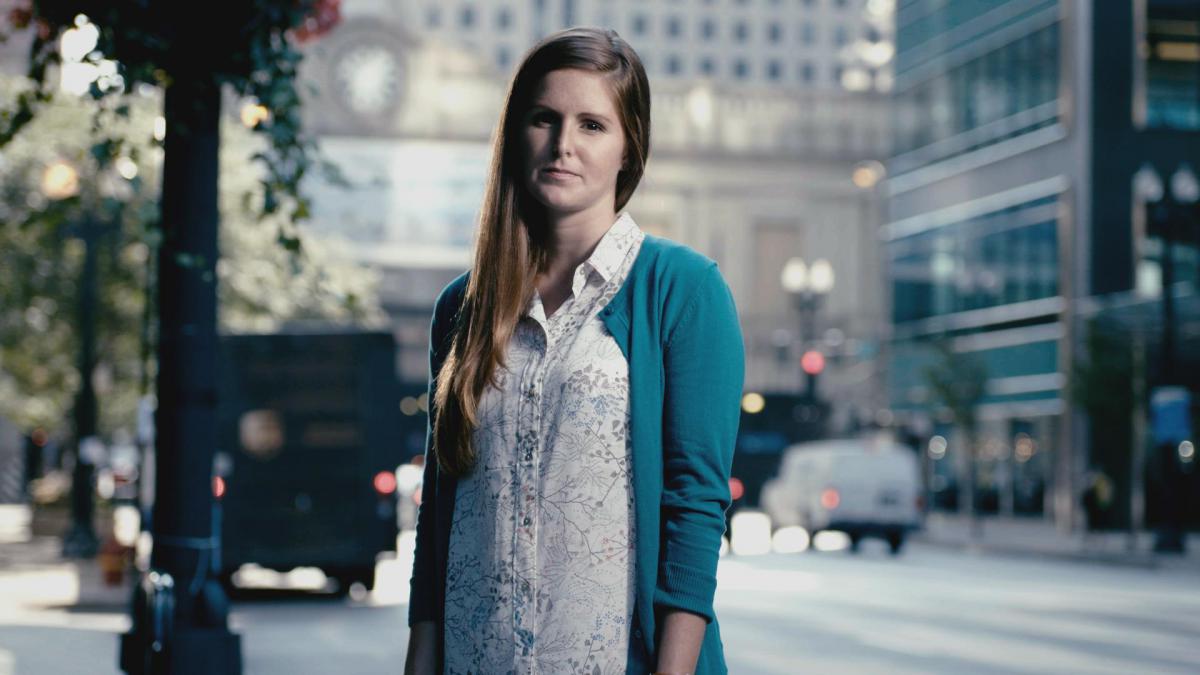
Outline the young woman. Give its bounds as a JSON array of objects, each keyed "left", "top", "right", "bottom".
[{"left": 404, "top": 27, "right": 744, "bottom": 675}]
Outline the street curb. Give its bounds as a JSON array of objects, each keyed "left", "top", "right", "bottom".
[{"left": 910, "top": 533, "right": 1197, "bottom": 572}]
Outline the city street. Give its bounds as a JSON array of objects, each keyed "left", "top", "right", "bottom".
[{"left": 3, "top": 532, "right": 1199, "bottom": 675}]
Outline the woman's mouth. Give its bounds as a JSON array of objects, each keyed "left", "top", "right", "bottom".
[{"left": 542, "top": 168, "right": 579, "bottom": 180}]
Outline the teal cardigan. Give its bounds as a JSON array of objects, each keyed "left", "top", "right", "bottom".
[{"left": 409, "top": 234, "right": 745, "bottom": 675}]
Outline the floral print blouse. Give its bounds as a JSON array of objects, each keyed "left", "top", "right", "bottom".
[{"left": 443, "top": 212, "right": 645, "bottom": 675}]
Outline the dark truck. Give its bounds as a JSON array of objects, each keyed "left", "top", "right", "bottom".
[{"left": 214, "top": 331, "right": 402, "bottom": 594}]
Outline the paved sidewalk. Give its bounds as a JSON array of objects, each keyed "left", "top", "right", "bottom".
[
  {"left": 0, "top": 504, "right": 132, "bottom": 615},
  {"left": 912, "top": 511, "right": 1200, "bottom": 573}
]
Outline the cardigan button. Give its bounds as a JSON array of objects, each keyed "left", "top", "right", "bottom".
[{"left": 633, "top": 628, "right": 642, "bottom": 639}]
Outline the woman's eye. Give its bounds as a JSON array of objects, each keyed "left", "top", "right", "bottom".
[
  {"left": 583, "top": 121, "right": 604, "bottom": 132},
  {"left": 532, "top": 112, "right": 554, "bottom": 126}
]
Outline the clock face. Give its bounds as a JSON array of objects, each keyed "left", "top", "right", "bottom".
[{"left": 331, "top": 38, "right": 405, "bottom": 120}]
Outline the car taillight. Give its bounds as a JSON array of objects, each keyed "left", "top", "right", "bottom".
[
  {"left": 373, "top": 470, "right": 397, "bottom": 496},
  {"left": 729, "top": 477, "right": 745, "bottom": 501},
  {"left": 820, "top": 487, "right": 839, "bottom": 510},
  {"left": 213, "top": 476, "right": 226, "bottom": 500}
]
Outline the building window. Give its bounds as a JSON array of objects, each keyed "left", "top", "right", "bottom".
[
  {"left": 800, "top": 22, "right": 816, "bottom": 45},
  {"left": 1139, "top": 3, "right": 1200, "bottom": 130},
  {"left": 767, "top": 60, "right": 783, "bottom": 81},
  {"left": 896, "top": 23, "right": 1061, "bottom": 160},
  {"left": 699, "top": 57, "right": 715, "bottom": 75},
  {"left": 701, "top": 18, "right": 716, "bottom": 40},
  {"left": 889, "top": 196, "right": 1061, "bottom": 323},
  {"left": 834, "top": 25, "right": 849, "bottom": 47},
  {"left": 666, "top": 55, "right": 682, "bottom": 75},
  {"left": 833, "top": 64, "right": 844, "bottom": 84},
  {"left": 632, "top": 13, "right": 648, "bottom": 36},
  {"left": 768, "top": 22, "right": 782, "bottom": 44},
  {"left": 460, "top": 6, "right": 475, "bottom": 29},
  {"left": 801, "top": 61, "right": 815, "bottom": 82},
  {"left": 497, "top": 8, "right": 511, "bottom": 30},
  {"left": 666, "top": 16, "right": 682, "bottom": 38},
  {"left": 734, "top": 59, "right": 749, "bottom": 79},
  {"left": 834, "top": 0, "right": 848, "bottom": 7},
  {"left": 426, "top": 6, "right": 441, "bottom": 28},
  {"left": 734, "top": 21, "right": 749, "bottom": 43}
]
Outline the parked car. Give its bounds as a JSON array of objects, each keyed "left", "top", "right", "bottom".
[{"left": 760, "top": 437, "right": 923, "bottom": 554}]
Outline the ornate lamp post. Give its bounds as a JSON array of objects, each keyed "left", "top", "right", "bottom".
[
  {"left": 1134, "top": 162, "right": 1198, "bottom": 554},
  {"left": 780, "top": 257, "right": 834, "bottom": 401},
  {"left": 43, "top": 159, "right": 107, "bottom": 559}
]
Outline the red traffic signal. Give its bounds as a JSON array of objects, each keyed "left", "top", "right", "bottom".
[{"left": 801, "top": 350, "right": 825, "bottom": 375}]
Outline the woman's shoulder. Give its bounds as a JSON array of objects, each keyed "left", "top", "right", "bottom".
[
  {"left": 430, "top": 271, "right": 470, "bottom": 344},
  {"left": 640, "top": 233, "right": 719, "bottom": 279},
  {"left": 637, "top": 234, "right": 730, "bottom": 307},
  {"left": 435, "top": 271, "right": 471, "bottom": 314}
]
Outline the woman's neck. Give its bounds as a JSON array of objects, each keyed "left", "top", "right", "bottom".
[{"left": 540, "top": 204, "right": 618, "bottom": 279}]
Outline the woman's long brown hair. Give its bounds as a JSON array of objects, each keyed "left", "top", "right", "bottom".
[{"left": 432, "top": 27, "right": 652, "bottom": 476}]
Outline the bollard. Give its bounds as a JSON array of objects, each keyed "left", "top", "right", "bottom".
[{"left": 119, "top": 569, "right": 175, "bottom": 674}]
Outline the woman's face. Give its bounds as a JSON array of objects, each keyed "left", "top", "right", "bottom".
[{"left": 519, "top": 68, "right": 627, "bottom": 219}]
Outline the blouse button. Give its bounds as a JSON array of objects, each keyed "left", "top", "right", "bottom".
[{"left": 523, "top": 516, "right": 532, "bottom": 526}]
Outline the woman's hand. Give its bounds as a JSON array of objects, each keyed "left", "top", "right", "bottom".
[{"left": 404, "top": 620, "right": 438, "bottom": 675}]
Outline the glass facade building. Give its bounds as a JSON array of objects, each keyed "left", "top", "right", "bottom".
[
  {"left": 890, "top": 194, "right": 1060, "bottom": 324},
  {"left": 887, "top": 0, "right": 1069, "bottom": 523},
  {"left": 886, "top": 0, "right": 1200, "bottom": 527}
]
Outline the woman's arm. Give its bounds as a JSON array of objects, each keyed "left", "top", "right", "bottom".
[
  {"left": 655, "top": 609, "right": 707, "bottom": 674},
  {"left": 655, "top": 263, "right": 745, "bottom": 668}
]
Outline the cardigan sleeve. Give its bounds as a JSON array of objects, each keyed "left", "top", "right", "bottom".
[
  {"left": 407, "top": 301, "right": 445, "bottom": 626},
  {"left": 407, "top": 275, "right": 465, "bottom": 626},
  {"left": 654, "top": 262, "right": 745, "bottom": 624}
]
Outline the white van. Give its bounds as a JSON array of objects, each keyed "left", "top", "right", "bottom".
[{"left": 760, "top": 436, "right": 923, "bottom": 554}]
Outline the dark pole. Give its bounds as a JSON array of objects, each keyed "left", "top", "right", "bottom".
[
  {"left": 1158, "top": 201, "right": 1176, "bottom": 384},
  {"left": 1151, "top": 198, "right": 1185, "bottom": 554},
  {"left": 63, "top": 217, "right": 101, "bottom": 559},
  {"left": 797, "top": 293, "right": 819, "bottom": 400},
  {"left": 120, "top": 65, "right": 241, "bottom": 674},
  {"left": 796, "top": 294, "right": 808, "bottom": 396}
]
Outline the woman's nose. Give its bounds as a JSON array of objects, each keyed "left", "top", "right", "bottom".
[{"left": 554, "top": 125, "right": 575, "bottom": 157}]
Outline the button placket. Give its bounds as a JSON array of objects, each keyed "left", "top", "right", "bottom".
[{"left": 513, "top": 327, "right": 546, "bottom": 667}]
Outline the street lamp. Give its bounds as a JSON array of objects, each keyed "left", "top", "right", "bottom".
[
  {"left": 1136, "top": 162, "right": 1199, "bottom": 385},
  {"left": 780, "top": 256, "right": 835, "bottom": 400},
  {"left": 43, "top": 159, "right": 105, "bottom": 559},
  {"left": 1135, "top": 161, "right": 1198, "bottom": 555}
]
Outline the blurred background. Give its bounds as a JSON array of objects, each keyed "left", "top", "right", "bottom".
[{"left": 1, "top": 1, "right": 1198, "bottom": 674}]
